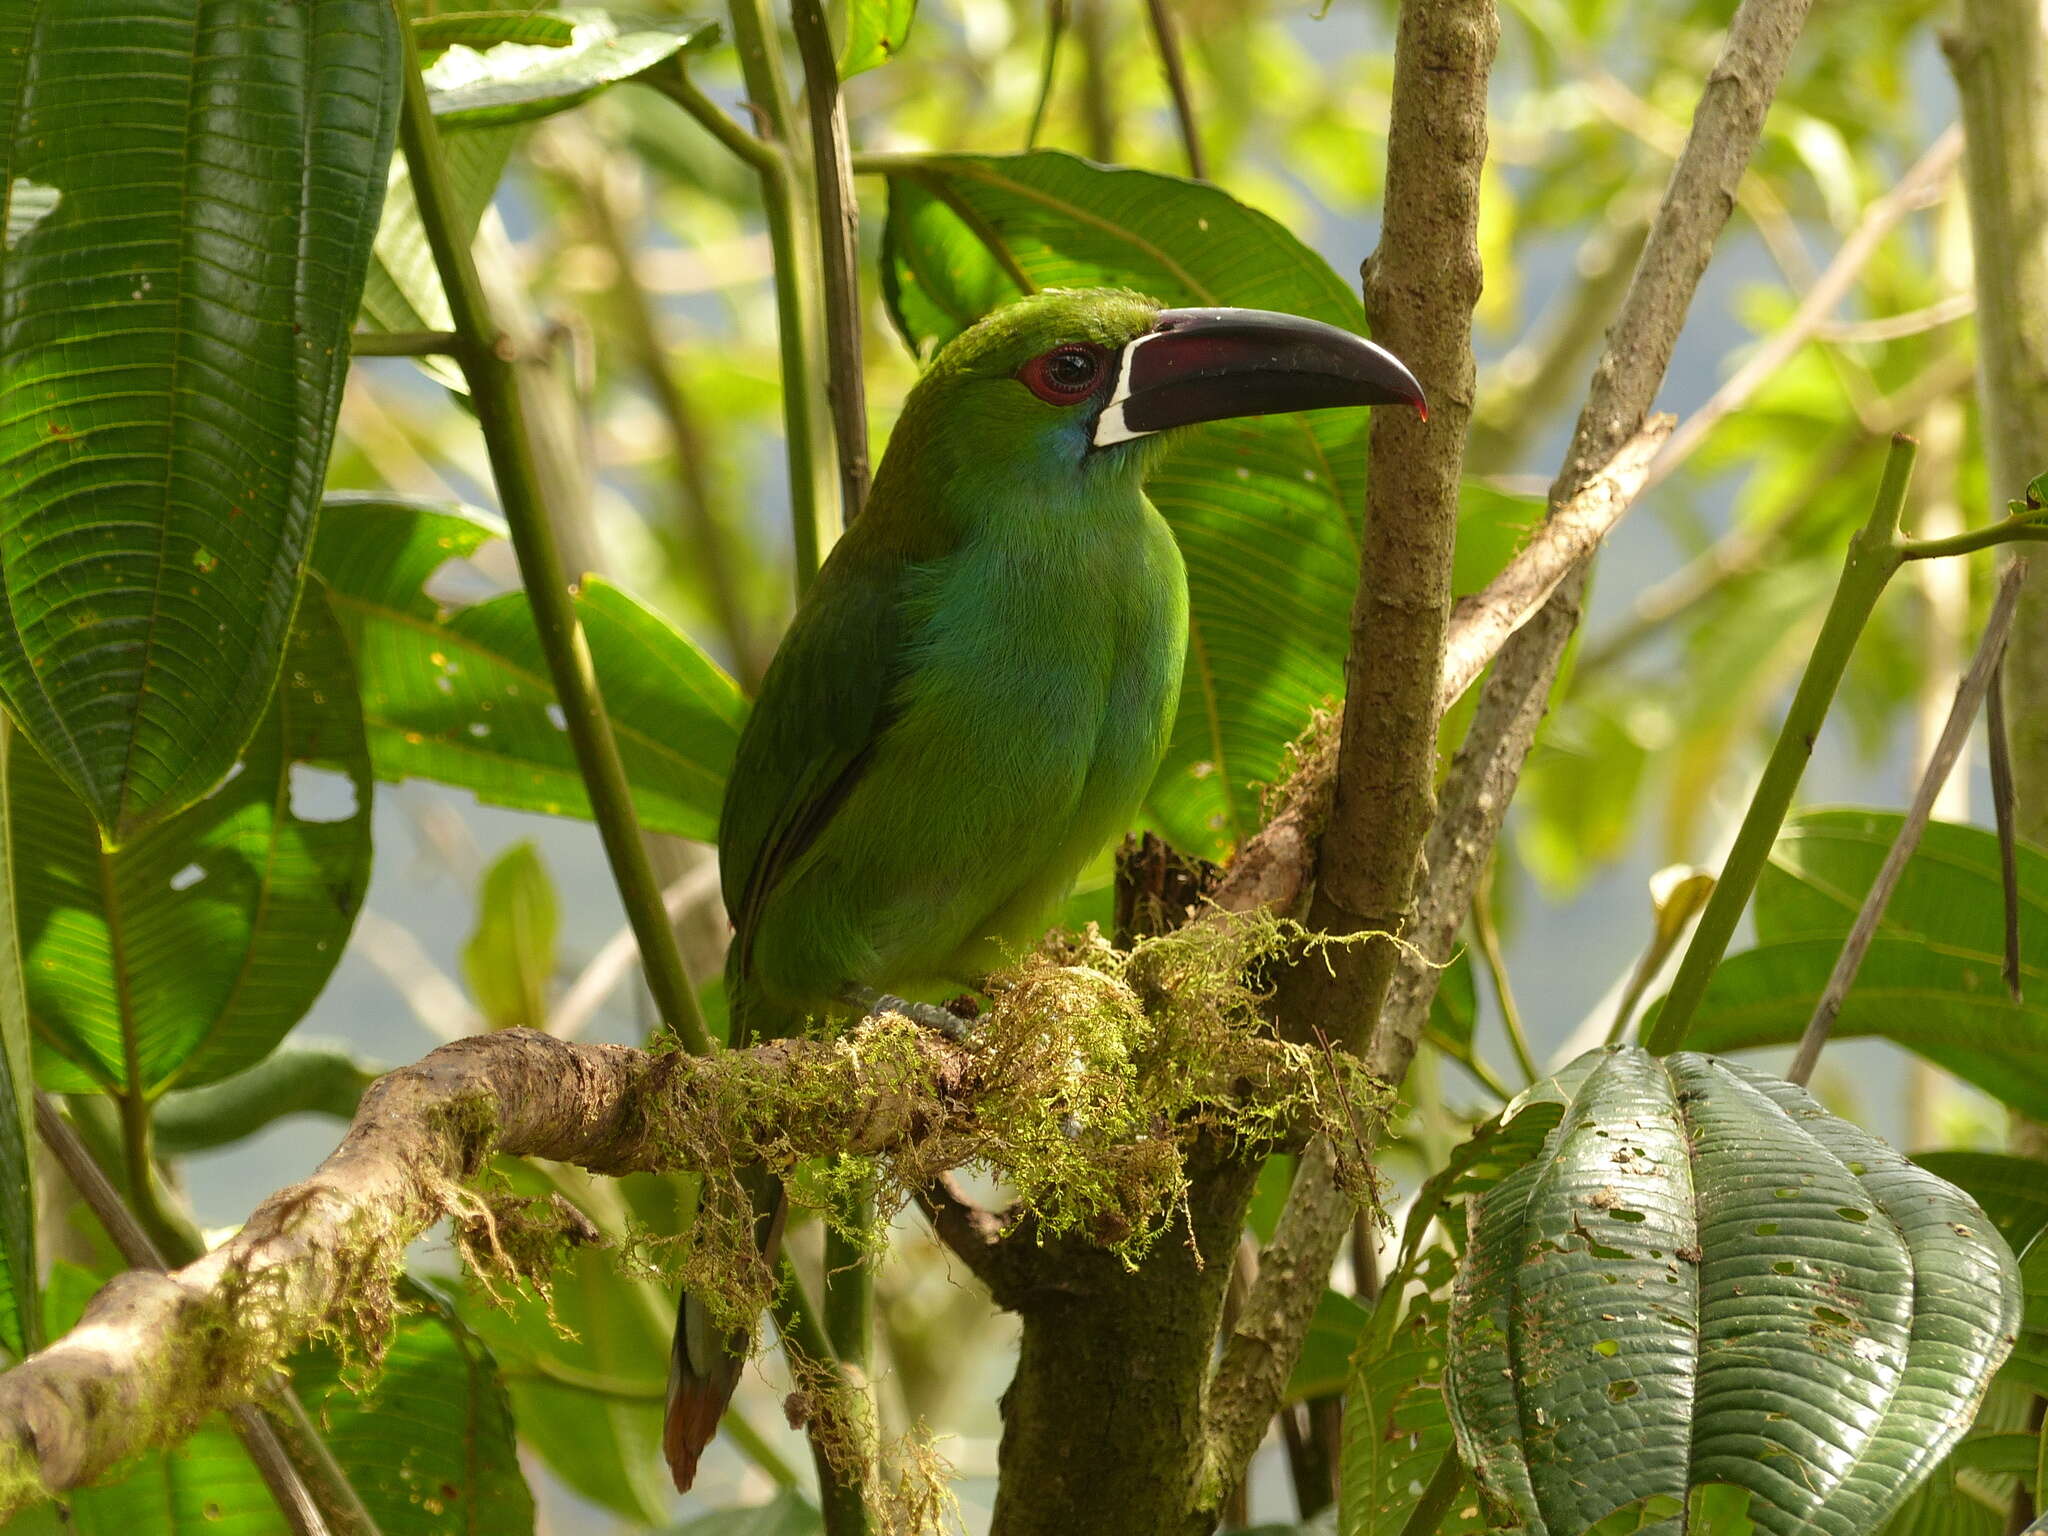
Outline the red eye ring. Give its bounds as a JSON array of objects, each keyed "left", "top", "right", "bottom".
[{"left": 1018, "top": 343, "right": 1106, "bottom": 403}]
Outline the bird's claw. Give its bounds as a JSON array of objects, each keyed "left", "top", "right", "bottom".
[{"left": 842, "top": 985, "right": 977, "bottom": 1045}]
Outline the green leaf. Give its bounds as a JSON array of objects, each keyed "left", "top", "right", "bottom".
[
  {"left": 414, "top": 12, "right": 578, "bottom": 52},
  {"left": 463, "top": 841, "right": 560, "bottom": 1029},
  {"left": 312, "top": 495, "right": 745, "bottom": 840},
  {"left": 457, "top": 1164, "right": 679, "bottom": 1523},
  {"left": 840, "top": 0, "right": 917, "bottom": 77},
  {"left": 17, "top": 597, "right": 372, "bottom": 1098},
  {"left": 670, "top": 1489, "right": 825, "bottom": 1535},
  {"left": 1445, "top": 1046, "right": 2022, "bottom": 1536},
  {"left": 1340, "top": 1249, "right": 1487, "bottom": 1536},
  {"left": 1661, "top": 812, "right": 2048, "bottom": 1118},
  {"left": 425, "top": 10, "right": 718, "bottom": 129},
  {"left": 358, "top": 126, "right": 520, "bottom": 360},
  {"left": 290, "top": 1292, "right": 535, "bottom": 1534},
  {"left": 1286, "top": 1286, "right": 1368, "bottom": 1403},
  {"left": 0, "top": 721, "right": 33, "bottom": 1358},
  {"left": 877, "top": 151, "right": 1375, "bottom": 858},
  {"left": 0, "top": 3, "right": 400, "bottom": 841},
  {"left": 1908, "top": 1152, "right": 2048, "bottom": 1254},
  {"left": 152, "top": 1040, "right": 378, "bottom": 1156}
]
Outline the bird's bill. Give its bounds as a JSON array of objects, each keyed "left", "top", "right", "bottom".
[{"left": 1093, "top": 307, "right": 1426, "bottom": 448}]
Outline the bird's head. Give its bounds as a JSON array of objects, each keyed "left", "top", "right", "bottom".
[{"left": 882, "top": 287, "right": 1426, "bottom": 497}]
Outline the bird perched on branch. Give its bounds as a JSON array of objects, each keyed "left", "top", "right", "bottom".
[{"left": 665, "top": 286, "right": 1424, "bottom": 1491}]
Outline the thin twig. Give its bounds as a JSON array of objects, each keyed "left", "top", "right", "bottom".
[
  {"left": 1143, "top": 0, "right": 1206, "bottom": 180},
  {"left": 1991, "top": 658, "right": 2024, "bottom": 1001},
  {"left": 394, "top": 14, "right": 711, "bottom": 1055},
  {"left": 1438, "top": 417, "right": 1671, "bottom": 707},
  {"left": 791, "top": 0, "right": 872, "bottom": 521},
  {"left": 1025, "top": 0, "right": 1068, "bottom": 149},
  {"left": 1788, "top": 560, "right": 2028, "bottom": 1084},
  {"left": 1819, "top": 292, "right": 1974, "bottom": 343},
  {"left": 1650, "top": 435, "right": 1920, "bottom": 1054},
  {"left": 1471, "top": 871, "right": 1537, "bottom": 1083}
]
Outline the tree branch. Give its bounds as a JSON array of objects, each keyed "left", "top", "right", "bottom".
[
  {"left": 0, "top": 1027, "right": 979, "bottom": 1509},
  {"left": 1270, "top": 0, "right": 1497, "bottom": 1055},
  {"left": 1204, "top": 0, "right": 1819, "bottom": 1479}
]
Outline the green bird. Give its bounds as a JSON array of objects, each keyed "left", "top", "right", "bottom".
[{"left": 665, "top": 287, "right": 1424, "bottom": 1491}]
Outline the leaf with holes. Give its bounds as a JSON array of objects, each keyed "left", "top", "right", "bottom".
[
  {"left": 1446, "top": 1045, "right": 2021, "bottom": 1536},
  {"left": 0, "top": 3, "right": 399, "bottom": 841},
  {"left": 1659, "top": 812, "right": 2048, "bottom": 1119},
  {"left": 15, "top": 597, "right": 371, "bottom": 1098},
  {"left": 312, "top": 495, "right": 745, "bottom": 841},
  {"left": 57, "top": 1272, "right": 533, "bottom": 1534}
]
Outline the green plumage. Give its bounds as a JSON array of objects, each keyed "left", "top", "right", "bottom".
[
  {"left": 668, "top": 286, "right": 1423, "bottom": 1491},
  {"left": 719, "top": 288, "right": 1183, "bottom": 1044}
]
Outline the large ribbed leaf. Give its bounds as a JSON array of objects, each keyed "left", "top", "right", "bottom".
[
  {"left": 312, "top": 496, "right": 744, "bottom": 841},
  {"left": 57, "top": 1273, "right": 532, "bottom": 1534},
  {"left": 876, "top": 152, "right": 1372, "bottom": 857},
  {"left": 17, "top": 598, "right": 371, "bottom": 1098},
  {"left": 1664, "top": 813, "right": 2048, "bottom": 1118},
  {"left": 1446, "top": 1046, "right": 2021, "bottom": 1536},
  {"left": 0, "top": 2, "right": 399, "bottom": 841},
  {"left": 0, "top": 722, "right": 33, "bottom": 1359}
]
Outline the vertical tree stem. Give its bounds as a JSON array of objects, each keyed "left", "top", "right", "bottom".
[
  {"left": 773, "top": 1258, "right": 872, "bottom": 1535},
  {"left": 1144, "top": 0, "right": 1206, "bottom": 179},
  {"left": 791, "top": 0, "right": 872, "bottom": 520},
  {"left": 394, "top": 14, "right": 711, "bottom": 1056},
  {"left": 726, "top": 0, "right": 840, "bottom": 582},
  {"left": 1647, "top": 435, "right": 1916, "bottom": 1055},
  {"left": 1949, "top": 0, "right": 2048, "bottom": 842}
]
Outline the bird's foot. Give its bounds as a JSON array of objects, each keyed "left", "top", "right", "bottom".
[{"left": 842, "top": 985, "right": 977, "bottom": 1045}]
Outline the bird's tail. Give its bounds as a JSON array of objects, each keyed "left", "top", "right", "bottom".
[{"left": 665, "top": 1162, "right": 788, "bottom": 1491}]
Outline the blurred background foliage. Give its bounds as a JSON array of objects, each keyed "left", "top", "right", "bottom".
[{"left": 34, "top": 0, "right": 2012, "bottom": 1528}]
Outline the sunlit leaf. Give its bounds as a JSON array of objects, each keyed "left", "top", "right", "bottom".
[
  {"left": 17, "top": 599, "right": 372, "bottom": 1097},
  {"left": 425, "top": 10, "right": 717, "bottom": 129},
  {"left": 312, "top": 495, "right": 745, "bottom": 840},
  {"left": 0, "top": 2, "right": 399, "bottom": 839},
  {"left": 463, "top": 841, "right": 559, "bottom": 1029},
  {"left": 841, "top": 0, "right": 917, "bottom": 77}
]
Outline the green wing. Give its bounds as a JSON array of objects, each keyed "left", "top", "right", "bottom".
[{"left": 717, "top": 538, "right": 915, "bottom": 1017}]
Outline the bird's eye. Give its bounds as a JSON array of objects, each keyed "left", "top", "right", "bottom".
[{"left": 1018, "top": 344, "right": 1106, "bottom": 403}]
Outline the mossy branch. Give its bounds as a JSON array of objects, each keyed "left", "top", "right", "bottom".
[{"left": 0, "top": 919, "right": 1369, "bottom": 1516}]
